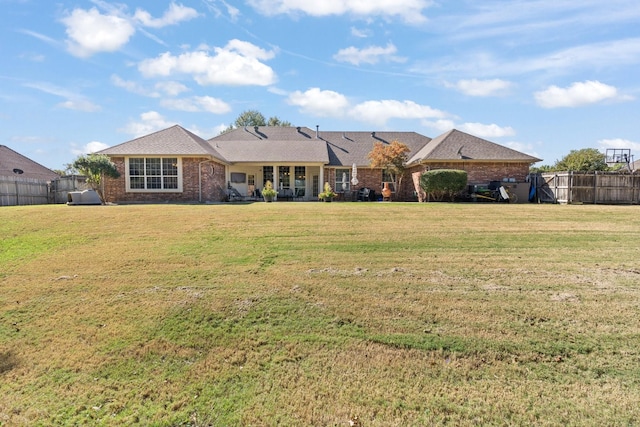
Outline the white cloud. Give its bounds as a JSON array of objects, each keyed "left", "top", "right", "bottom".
[
  {"left": 120, "top": 111, "right": 175, "bottom": 137},
  {"left": 422, "top": 119, "right": 457, "bottom": 133},
  {"left": 333, "top": 43, "right": 406, "bottom": 66},
  {"left": 155, "top": 81, "right": 190, "bottom": 96},
  {"left": 422, "top": 119, "right": 515, "bottom": 139},
  {"left": 598, "top": 138, "right": 640, "bottom": 151},
  {"left": 201, "top": 0, "right": 241, "bottom": 21},
  {"left": 449, "top": 78, "right": 513, "bottom": 97},
  {"left": 350, "top": 100, "right": 447, "bottom": 126},
  {"left": 287, "top": 88, "right": 350, "bottom": 117},
  {"left": 23, "top": 81, "right": 100, "bottom": 112},
  {"left": 138, "top": 40, "right": 277, "bottom": 86},
  {"left": 534, "top": 80, "right": 625, "bottom": 108},
  {"left": 58, "top": 99, "right": 101, "bottom": 112},
  {"left": 61, "top": 3, "right": 199, "bottom": 57},
  {"left": 458, "top": 122, "right": 515, "bottom": 138},
  {"left": 246, "top": 0, "right": 432, "bottom": 24},
  {"left": 351, "top": 27, "right": 372, "bottom": 38},
  {"left": 133, "top": 2, "right": 199, "bottom": 28},
  {"left": 160, "top": 96, "right": 231, "bottom": 114},
  {"left": 61, "top": 7, "right": 135, "bottom": 57},
  {"left": 286, "top": 88, "right": 449, "bottom": 126},
  {"left": 71, "top": 141, "right": 111, "bottom": 156},
  {"left": 111, "top": 75, "right": 160, "bottom": 97},
  {"left": 418, "top": 38, "right": 640, "bottom": 79}
]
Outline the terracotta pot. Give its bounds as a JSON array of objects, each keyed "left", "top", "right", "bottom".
[{"left": 381, "top": 182, "right": 392, "bottom": 200}]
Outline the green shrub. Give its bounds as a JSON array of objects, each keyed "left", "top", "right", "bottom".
[{"left": 420, "top": 169, "right": 468, "bottom": 201}]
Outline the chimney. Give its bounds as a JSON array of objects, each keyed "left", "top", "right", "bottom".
[{"left": 316, "top": 125, "right": 319, "bottom": 139}]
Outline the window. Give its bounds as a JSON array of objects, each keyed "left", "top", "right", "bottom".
[
  {"left": 294, "top": 166, "right": 306, "bottom": 197},
  {"left": 126, "top": 157, "right": 181, "bottom": 192},
  {"left": 230, "top": 172, "right": 246, "bottom": 183},
  {"left": 382, "top": 170, "right": 396, "bottom": 192},
  {"left": 279, "top": 166, "right": 291, "bottom": 189},
  {"left": 263, "top": 166, "right": 273, "bottom": 187},
  {"left": 336, "top": 168, "right": 350, "bottom": 192}
]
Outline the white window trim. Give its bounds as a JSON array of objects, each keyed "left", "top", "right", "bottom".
[{"left": 125, "top": 157, "right": 183, "bottom": 193}]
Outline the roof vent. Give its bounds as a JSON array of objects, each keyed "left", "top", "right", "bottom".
[
  {"left": 316, "top": 125, "right": 319, "bottom": 139},
  {"left": 254, "top": 126, "right": 259, "bottom": 133},
  {"left": 371, "top": 131, "right": 376, "bottom": 138},
  {"left": 296, "top": 126, "right": 301, "bottom": 133}
]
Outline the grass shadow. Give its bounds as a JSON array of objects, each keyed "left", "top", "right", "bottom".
[{"left": 0, "top": 350, "right": 18, "bottom": 374}]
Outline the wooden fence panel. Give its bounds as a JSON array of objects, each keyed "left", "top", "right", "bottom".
[
  {"left": 540, "top": 172, "right": 640, "bottom": 204},
  {"left": 0, "top": 177, "right": 50, "bottom": 206},
  {"left": 51, "top": 176, "right": 89, "bottom": 204}
]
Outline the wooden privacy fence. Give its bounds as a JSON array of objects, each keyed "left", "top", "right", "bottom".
[
  {"left": 540, "top": 171, "right": 640, "bottom": 204},
  {"left": 0, "top": 176, "right": 50, "bottom": 206},
  {"left": 50, "top": 175, "right": 89, "bottom": 204},
  {"left": 0, "top": 175, "right": 89, "bottom": 206}
]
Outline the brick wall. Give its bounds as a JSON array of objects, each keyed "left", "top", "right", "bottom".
[
  {"left": 103, "top": 157, "right": 226, "bottom": 203},
  {"left": 325, "top": 167, "right": 386, "bottom": 199},
  {"left": 405, "top": 162, "right": 531, "bottom": 201}
]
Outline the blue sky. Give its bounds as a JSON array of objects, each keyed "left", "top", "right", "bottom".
[{"left": 2, "top": 0, "right": 640, "bottom": 170}]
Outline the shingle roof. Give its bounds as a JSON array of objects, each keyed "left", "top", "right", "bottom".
[
  {"left": 214, "top": 139, "right": 329, "bottom": 163},
  {"left": 210, "top": 127, "right": 432, "bottom": 166},
  {"left": 99, "top": 125, "right": 541, "bottom": 167},
  {"left": 211, "top": 126, "right": 328, "bottom": 163},
  {"left": 99, "top": 125, "right": 228, "bottom": 163},
  {"left": 408, "top": 129, "right": 542, "bottom": 164},
  {"left": 0, "top": 145, "right": 60, "bottom": 180},
  {"left": 315, "top": 131, "right": 431, "bottom": 167}
]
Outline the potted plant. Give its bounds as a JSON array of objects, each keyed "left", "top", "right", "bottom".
[
  {"left": 318, "top": 182, "right": 337, "bottom": 202},
  {"left": 262, "top": 180, "right": 277, "bottom": 202}
]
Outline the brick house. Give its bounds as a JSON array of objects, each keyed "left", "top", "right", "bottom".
[{"left": 98, "top": 125, "right": 540, "bottom": 203}]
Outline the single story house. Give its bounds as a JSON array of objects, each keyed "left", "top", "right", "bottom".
[
  {"left": 98, "top": 125, "right": 541, "bottom": 203},
  {"left": 0, "top": 145, "right": 60, "bottom": 181},
  {"left": 0, "top": 145, "right": 60, "bottom": 206}
]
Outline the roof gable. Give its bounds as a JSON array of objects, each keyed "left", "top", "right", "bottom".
[
  {"left": 408, "top": 129, "right": 542, "bottom": 164},
  {"left": 0, "top": 145, "right": 59, "bottom": 180},
  {"left": 99, "top": 125, "right": 228, "bottom": 162}
]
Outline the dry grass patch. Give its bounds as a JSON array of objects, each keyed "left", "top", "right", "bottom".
[{"left": 1, "top": 203, "right": 640, "bottom": 425}]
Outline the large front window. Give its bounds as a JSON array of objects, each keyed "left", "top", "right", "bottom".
[{"left": 127, "top": 157, "right": 181, "bottom": 192}]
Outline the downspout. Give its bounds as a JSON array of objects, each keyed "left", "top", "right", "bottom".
[{"left": 199, "top": 159, "right": 216, "bottom": 203}]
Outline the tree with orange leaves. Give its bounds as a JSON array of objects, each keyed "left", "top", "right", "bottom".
[{"left": 368, "top": 140, "right": 410, "bottom": 194}]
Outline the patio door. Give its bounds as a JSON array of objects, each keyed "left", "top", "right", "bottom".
[
  {"left": 294, "top": 166, "right": 306, "bottom": 199},
  {"left": 278, "top": 166, "right": 290, "bottom": 190}
]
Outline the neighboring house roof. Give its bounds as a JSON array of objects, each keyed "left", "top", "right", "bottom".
[
  {"left": 99, "top": 125, "right": 228, "bottom": 163},
  {"left": 0, "top": 145, "right": 60, "bottom": 181},
  {"left": 632, "top": 159, "right": 640, "bottom": 171},
  {"left": 408, "top": 129, "right": 542, "bottom": 164}
]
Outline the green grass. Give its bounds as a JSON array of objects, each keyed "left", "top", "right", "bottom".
[{"left": 1, "top": 202, "right": 640, "bottom": 426}]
